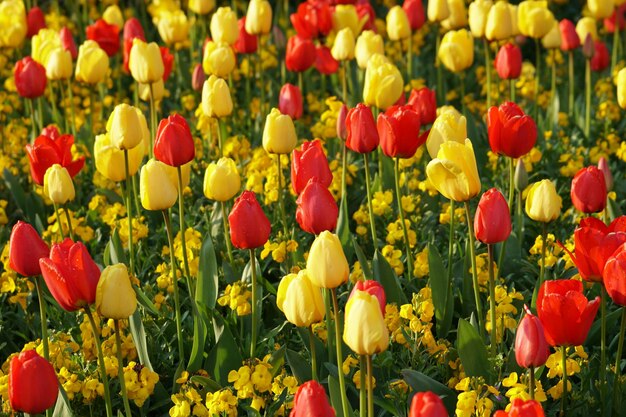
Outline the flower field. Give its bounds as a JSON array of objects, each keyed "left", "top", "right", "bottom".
[{"left": 1, "top": 0, "right": 626, "bottom": 416}]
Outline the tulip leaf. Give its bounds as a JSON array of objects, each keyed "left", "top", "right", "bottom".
[
  {"left": 206, "top": 324, "right": 243, "bottom": 385},
  {"left": 428, "top": 243, "right": 453, "bottom": 338},
  {"left": 52, "top": 382, "right": 74, "bottom": 417},
  {"left": 352, "top": 236, "right": 373, "bottom": 280},
  {"left": 372, "top": 249, "right": 407, "bottom": 305},
  {"left": 189, "top": 375, "right": 221, "bottom": 393},
  {"left": 588, "top": 307, "right": 622, "bottom": 346},
  {"left": 188, "top": 303, "right": 207, "bottom": 373},
  {"left": 107, "top": 229, "right": 127, "bottom": 265},
  {"left": 337, "top": 192, "right": 353, "bottom": 260},
  {"left": 457, "top": 319, "right": 492, "bottom": 381},
  {"left": 3, "top": 168, "right": 45, "bottom": 228},
  {"left": 268, "top": 345, "right": 286, "bottom": 378},
  {"left": 285, "top": 348, "right": 311, "bottom": 384},
  {"left": 608, "top": 198, "right": 622, "bottom": 222},
  {"left": 198, "top": 234, "right": 219, "bottom": 310},
  {"left": 328, "top": 373, "right": 354, "bottom": 417},
  {"left": 401, "top": 369, "right": 457, "bottom": 415},
  {"left": 265, "top": 388, "right": 288, "bottom": 416},
  {"left": 129, "top": 309, "right": 154, "bottom": 371}
]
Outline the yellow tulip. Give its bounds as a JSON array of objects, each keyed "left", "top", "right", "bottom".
[
  {"left": 541, "top": 22, "right": 561, "bottom": 49},
  {"left": 43, "top": 164, "right": 75, "bottom": 205},
  {"left": 103, "top": 5, "right": 124, "bottom": 29},
  {"left": 363, "top": 55, "right": 404, "bottom": 110},
  {"left": 426, "top": 138, "right": 481, "bottom": 202},
  {"left": 517, "top": 0, "right": 555, "bottom": 39},
  {"left": 426, "top": 107, "right": 467, "bottom": 158},
  {"left": 75, "top": 40, "right": 110, "bottom": 84},
  {"left": 129, "top": 39, "right": 165, "bottom": 85},
  {"left": 343, "top": 290, "right": 389, "bottom": 356},
  {"left": 525, "top": 179, "right": 562, "bottom": 223},
  {"left": 210, "top": 7, "right": 239, "bottom": 45},
  {"left": 469, "top": 0, "right": 493, "bottom": 38},
  {"left": 139, "top": 79, "right": 165, "bottom": 102},
  {"left": 94, "top": 133, "right": 145, "bottom": 182},
  {"left": 306, "top": 231, "right": 349, "bottom": 289},
  {"left": 189, "top": 0, "right": 216, "bottom": 15},
  {"left": 331, "top": 27, "right": 356, "bottom": 61},
  {"left": 245, "top": 0, "right": 272, "bottom": 35},
  {"left": 442, "top": 0, "right": 468, "bottom": 31},
  {"left": 277, "top": 270, "right": 325, "bottom": 328},
  {"left": 45, "top": 47, "right": 73, "bottom": 80},
  {"left": 107, "top": 104, "right": 147, "bottom": 151},
  {"left": 576, "top": 17, "right": 598, "bottom": 44},
  {"left": 157, "top": 9, "right": 189, "bottom": 45},
  {"left": 587, "top": 0, "right": 615, "bottom": 20},
  {"left": 386, "top": 6, "right": 411, "bottom": 41},
  {"left": 203, "top": 157, "right": 241, "bottom": 201},
  {"left": 509, "top": 4, "right": 520, "bottom": 37},
  {"left": 202, "top": 41, "right": 236, "bottom": 78},
  {"left": 163, "top": 161, "right": 192, "bottom": 191},
  {"left": 428, "top": 0, "right": 450, "bottom": 23},
  {"left": 438, "top": 29, "right": 474, "bottom": 72},
  {"left": 96, "top": 264, "right": 137, "bottom": 319},
  {"left": 485, "top": 2, "right": 513, "bottom": 41},
  {"left": 140, "top": 159, "right": 178, "bottom": 211},
  {"left": 262, "top": 108, "right": 298, "bottom": 154},
  {"left": 355, "top": 30, "right": 384, "bottom": 70},
  {"left": 617, "top": 68, "right": 626, "bottom": 109},
  {"left": 32, "top": 29, "right": 61, "bottom": 66},
  {"left": 202, "top": 75, "right": 233, "bottom": 118},
  {"left": 332, "top": 4, "right": 365, "bottom": 36},
  {"left": 0, "top": 0, "right": 26, "bottom": 48}
]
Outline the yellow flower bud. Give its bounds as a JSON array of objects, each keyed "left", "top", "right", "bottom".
[
  {"left": 140, "top": 159, "right": 178, "bottom": 211},
  {"left": 262, "top": 108, "right": 297, "bottom": 154},
  {"left": 75, "top": 40, "right": 110, "bottom": 84},
  {"left": 355, "top": 30, "right": 384, "bottom": 70},
  {"left": 306, "top": 231, "right": 349, "bottom": 289},
  {"left": 509, "top": 4, "right": 521, "bottom": 37},
  {"left": 331, "top": 27, "right": 356, "bottom": 61},
  {"left": 343, "top": 291, "right": 389, "bottom": 355},
  {"left": 438, "top": 29, "right": 474, "bottom": 72},
  {"left": 0, "top": 0, "right": 26, "bottom": 48},
  {"left": 202, "top": 75, "right": 233, "bottom": 118},
  {"left": 469, "top": 0, "right": 493, "bottom": 39},
  {"left": 103, "top": 5, "right": 124, "bottom": 29},
  {"left": 210, "top": 7, "right": 239, "bottom": 45},
  {"left": 245, "top": 0, "right": 272, "bottom": 35},
  {"left": 96, "top": 264, "right": 137, "bottom": 320},
  {"left": 428, "top": 0, "right": 450, "bottom": 23},
  {"left": 45, "top": 47, "right": 73, "bottom": 80},
  {"left": 541, "top": 22, "right": 561, "bottom": 49},
  {"left": 363, "top": 55, "right": 404, "bottom": 110},
  {"left": 587, "top": 0, "right": 615, "bottom": 20},
  {"left": 94, "top": 133, "right": 145, "bottom": 182},
  {"left": 525, "top": 179, "right": 562, "bottom": 223},
  {"left": 576, "top": 17, "right": 598, "bottom": 44},
  {"left": 386, "top": 6, "right": 411, "bottom": 41},
  {"left": 107, "top": 104, "right": 148, "bottom": 151},
  {"left": 202, "top": 41, "right": 236, "bottom": 78},
  {"left": 138, "top": 79, "right": 165, "bottom": 102},
  {"left": 332, "top": 5, "right": 365, "bottom": 36},
  {"left": 129, "top": 39, "right": 165, "bottom": 85},
  {"left": 43, "top": 164, "right": 75, "bottom": 205},
  {"left": 485, "top": 2, "right": 513, "bottom": 41},
  {"left": 517, "top": 0, "right": 555, "bottom": 39},
  {"left": 426, "top": 138, "right": 481, "bottom": 202},
  {"left": 277, "top": 270, "right": 325, "bottom": 328},
  {"left": 157, "top": 10, "right": 189, "bottom": 45},
  {"left": 441, "top": 0, "right": 468, "bottom": 31},
  {"left": 617, "top": 68, "right": 626, "bottom": 109},
  {"left": 32, "top": 29, "right": 61, "bottom": 66},
  {"left": 189, "top": 0, "right": 216, "bottom": 15},
  {"left": 203, "top": 157, "right": 240, "bottom": 201},
  {"left": 426, "top": 107, "right": 467, "bottom": 158}
]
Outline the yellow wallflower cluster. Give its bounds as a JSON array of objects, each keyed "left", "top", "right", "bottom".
[
  {"left": 242, "top": 148, "right": 279, "bottom": 202},
  {"left": 260, "top": 234, "right": 298, "bottom": 263},
  {"left": 218, "top": 282, "right": 252, "bottom": 316},
  {"left": 0, "top": 200, "right": 8, "bottom": 225},
  {"left": 204, "top": 388, "right": 239, "bottom": 417},
  {"left": 501, "top": 372, "right": 547, "bottom": 404},
  {"left": 0, "top": 243, "right": 33, "bottom": 309},
  {"left": 222, "top": 135, "right": 252, "bottom": 163},
  {"left": 310, "top": 96, "right": 343, "bottom": 140},
  {"left": 485, "top": 285, "right": 524, "bottom": 343},
  {"left": 454, "top": 377, "right": 498, "bottom": 417},
  {"left": 413, "top": 247, "right": 429, "bottom": 278},
  {"left": 386, "top": 218, "right": 417, "bottom": 248},
  {"left": 329, "top": 159, "right": 357, "bottom": 200},
  {"left": 529, "top": 233, "right": 575, "bottom": 270},
  {"left": 227, "top": 359, "right": 275, "bottom": 412},
  {"left": 162, "top": 227, "right": 203, "bottom": 277},
  {"left": 89, "top": 196, "right": 150, "bottom": 245},
  {"left": 124, "top": 362, "right": 160, "bottom": 407},
  {"left": 545, "top": 346, "right": 587, "bottom": 400},
  {"left": 43, "top": 209, "right": 95, "bottom": 243},
  {"left": 438, "top": 202, "right": 466, "bottom": 225},
  {"left": 382, "top": 244, "right": 404, "bottom": 276}
]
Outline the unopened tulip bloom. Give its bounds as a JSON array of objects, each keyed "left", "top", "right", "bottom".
[
  {"left": 332, "top": 4, "right": 364, "bottom": 35},
  {"left": 192, "top": 64, "right": 205, "bottom": 91},
  {"left": 518, "top": 0, "right": 556, "bottom": 39},
  {"left": 469, "top": 0, "right": 493, "bottom": 39},
  {"left": 345, "top": 103, "right": 379, "bottom": 154},
  {"left": 363, "top": 56, "right": 404, "bottom": 110},
  {"left": 202, "top": 41, "right": 236, "bottom": 78},
  {"left": 542, "top": 22, "right": 561, "bottom": 49},
  {"left": 43, "top": 164, "right": 75, "bottom": 205},
  {"left": 139, "top": 79, "right": 164, "bottom": 101},
  {"left": 315, "top": 44, "right": 339, "bottom": 75},
  {"left": 245, "top": 0, "right": 272, "bottom": 35},
  {"left": 485, "top": 1, "right": 513, "bottom": 40},
  {"left": 45, "top": 47, "right": 72, "bottom": 80},
  {"left": 157, "top": 10, "right": 189, "bottom": 45},
  {"left": 427, "top": 0, "right": 450, "bottom": 22},
  {"left": 31, "top": 28, "right": 61, "bottom": 67},
  {"left": 331, "top": 27, "right": 355, "bottom": 61},
  {"left": 487, "top": 102, "right": 537, "bottom": 158},
  {"left": 576, "top": 17, "right": 598, "bottom": 44},
  {"left": 39, "top": 238, "right": 101, "bottom": 311},
  {"left": 604, "top": 245, "right": 626, "bottom": 306},
  {"left": 493, "top": 399, "right": 546, "bottom": 417},
  {"left": 210, "top": 7, "right": 238, "bottom": 45},
  {"left": 355, "top": 30, "right": 384, "bottom": 70},
  {"left": 262, "top": 108, "right": 297, "bottom": 154},
  {"left": 407, "top": 87, "right": 437, "bottom": 125},
  {"left": 495, "top": 43, "right": 522, "bottom": 80},
  {"left": 129, "top": 39, "right": 164, "bottom": 84},
  {"left": 343, "top": 290, "right": 389, "bottom": 355},
  {"left": 426, "top": 139, "right": 481, "bottom": 202},
  {"left": 122, "top": 18, "right": 145, "bottom": 72},
  {"left": 203, "top": 157, "right": 240, "bottom": 201},
  {"left": 96, "top": 264, "right": 137, "bottom": 319},
  {"left": 378, "top": 105, "right": 423, "bottom": 159},
  {"left": 140, "top": 159, "right": 178, "bottom": 211},
  {"left": 0, "top": 0, "right": 27, "bottom": 48},
  {"left": 515, "top": 306, "right": 550, "bottom": 368},
  {"left": 403, "top": 0, "right": 425, "bottom": 30},
  {"left": 438, "top": 29, "right": 474, "bottom": 72},
  {"left": 286, "top": 35, "right": 316, "bottom": 72},
  {"left": 14, "top": 57, "right": 46, "bottom": 99},
  {"left": 279, "top": 83, "right": 303, "bottom": 120},
  {"left": 426, "top": 107, "right": 467, "bottom": 158},
  {"left": 604, "top": 4, "right": 626, "bottom": 33},
  {"left": 296, "top": 178, "right": 338, "bottom": 234},
  {"left": 290, "top": 380, "right": 335, "bottom": 417},
  {"left": 202, "top": 75, "right": 233, "bottom": 118},
  {"left": 590, "top": 40, "right": 610, "bottom": 71},
  {"left": 525, "top": 179, "right": 562, "bottom": 222},
  {"left": 25, "top": 132, "right": 85, "bottom": 185},
  {"left": 387, "top": 6, "right": 411, "bottom": 40},
  {"left": 290, "top": 1, "right": 332, "bottom": 39},
  {"left": 107, "top": 103, "right": 147, "bottom": 150},
  {"left": 560, "top": 19, "right": 580, "bottom": 50},
  {"left": 86, "top": 19, "right": 120, "bottom": 56},
  {"left": 442, "top": 0, "right": 468, "bottom": 31},
  {"left": 189, "top": 0, "right": 216, "bottom": 15},
  {"left": 570, "top": 166, "right": 607, "bottom": 213},
  {"left": 75, "top": 40, "right": 109, "bottom": 84},
  {"left": 9, "top": 221, "right": 50, "bottom": 277},
  {"left": 8, "top": 350, "right": 58, "bottom": 414},
  {"left": 103, "top": 5, "right": 124, "bottom": 29},
  {"left": 94, "top": 133, "right": 145, "bottom": 182},
  {"left": 618, "top": 68, "right": 626, "bottom": 109},
  {"left": 306, "top": 231, "right": 349, "bottom": 289},
  {"left": 277, "top": 270, "right": 325, "bottom": 327},
  {"left": 474, "top": 188, "right": 511, "bottom": 244},
  {"left": 154, "top": 114, "right": 195, "bottom": 167},
  {"left": 588, "top": 0, "right": 615, "bottom": 20},
  {"left": 228, "top": 190, "right": 271, "bottom": 249},
  {"left": 598, "top": 157, "right": 614, "bottom": 191},
  {"left": 408, "top": 392, "right": 447, "bottom": 417},
  {"left": 291, "top": 140, "right": 332, "bottom": 194},
  {"left": 26, "top": 7, "right": 46, "bottom": 38},
  {"left": 59, "top": 27, "right": 78, "bottom": 59},
  {"left": 234, "top": 17, "right": 257, "bottom": 54},
  {"left": 350, "top": 280, "right": 386, "bottom": 314}
]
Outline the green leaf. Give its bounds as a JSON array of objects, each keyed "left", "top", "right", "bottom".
[
  {"left": 129, "top": 309, "right": 154, "bottom": 371},
  {"left": 108, "top": 230, "right": 127, "bottom": 265},
  {"left": 428, "top": 243, "right": 452, "bottom": 338},
  {"left": 189, "top": 375, "right": 222, "bottom": 393},
  {"left": 268, "top": 345, "right": 286, "bottom": 378},
  {"left": 206, "top": 324, "right": 243, "bottom": 385},
  {"left": 352, "top": 237, "right": 373, "bottom": 280},
  {"left": 285, "top": 349, "right": 311, "bottom": 384},
  {"left": 52, "top": 382, "right": 74, "bottom": 417},
  {"left": 372, "top": 249, "right": 407, "bottom": 305},
  {"left": 401, "top": 369, "right": 457, "bottom": 415},
  {"left": 337, "top": 193, "right": 354, "bottom": 260},
  {"left": 328, "top": 374, "right": 353, "bottom": 417},
  {"left": 457, "top": 319, "right": 491, "bottom": 381}
]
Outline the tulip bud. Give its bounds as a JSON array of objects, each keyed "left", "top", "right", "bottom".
[
  {"left": 286, "top": 35, "right": 316, "bottom": 73},
  {"left": 582, "top": 34, "right": 596, "bottom": 59},
  {"left": 332, "top": 4, "right": 364, "bottom": 35},
  {"left": 103, "top": 5, "right": 124, "bottom": 29},
  {"left": 588, "top": 0, "right": 615, "bottom": 20},
  {"left": 541, "top": 22, "right": 561, "bottom": 49},
  {"left": 350, "top": 280, "right": 386, "bottom": 314},
  {"left": 276, "top": 270, "right": 325, "bottom": 327},
  {"left": 438, "top": 29, "right": 474, "bottom": 72},
  {"left": 403, "top": 0, "right": 426, "bottom": 31},
  {"left": 378, "top": 105, "right": 423, "bottom": 159},
  {"left": 86, "top": 19, "right": 120, "bottom": 57},
  {"left": 570, "top": 166, "right": 607, "bottom": 214},
  {"left": 140, "top": 159, "right": 178, "bottom": 211},
  {"left": 407, "top": 87, "right": 437, "bottom": 125},
  {"left": 129, "top": 39, "right": 165, "bottom": 85},
  {"left": 577, "top": 17, "right": 598, "bottom": 45},
  {"left": 426, "top": 139, "right": 481, "bottom": 202},
  {"left": 409, "top": 391, "right": 448, "bottom": 417},
  {"left": 493, "top": 399, "right": 546, "bottom": 417},
  {"left": 45, "top": 47, "right": 73, "bottom": 80},
  {"left": 474, "top": 188, "right": 511, "bottom": 244},
  {"left": 59, "top": 27, "right": 78, "bottom": 59},
  {"left": 138, "top": 79, "right": 165, "bottom": 102},
  {"left": 43, "top": 164, "right": 75, "bottom": 205},
  {"left": 604, "top": 246, "right": 626, "bottom": 306},
  {"left": 291, "top": 140, "right": 332, "bottom": 194},
  {"left": 469, "top": 0, "right": 493, "bottom": 39},
  {"left": 559, "top": 19, "right": 580, "bottom": 51},
  {"left": 514, "top": 158, "right": 528, "bottom": 191},
  {"left": 14, "top": 56, "right": 47, "bottom": 98},
  {"left": 154, "top": 114, "right": 195, "bottom": 167},
  {"left": 277, "top": 83, "right": 303, "bottom": 120},
  {"left": 518, "top": 0, "right": 556, "bottom": 39},
  {"left": 363, "top": 56, "right": 404, "bottom": 110},
  {"left": 189, "top": 0, "right": 216, "bottom": 15},
  {"left": 208, "top": 7, "right": 238, "bottom": 46},
  {"left": 598, "top": 157, "right": 613, "bottom": 191},
  {"left": 75, "top": 40, "right": 110, "bottom": 84},
  {"left": 26, "top": 7, "right": 46, "bottom": 38},
  {"left": 315, "top": 44, "right": 339, "bottom": 75},
  {"left": 202, "top": 41, "right": 236, "bottom": 78},
  {"left": 331, "top": 27, "right": 356, "bottom": 61},
  {"left": 290, "top": 380, "right": 335, "bottom": 417},
  {"left": 234, "top": 17, "right": 258, "bottom": 54},
  {"left": 262, "top": 108, "right": 298, "bottom": 154},
  {"left": 306, "top": 231, "right": 349, "bottom": 289},
  {"left": 296, "top": 178, "right": 338, "bottom": 235},
  {"left": 487, "top": 102, "right": 537, "bottom": 158},
  {"left": 202, "top": 75, "right": 233, "bottom": 118},
  {"left": 203, "top": 157, "right": 241, "bottom": 202},
  {"left": 96, "top": 263, "right": 137, "bottom": 319},
  {"left": 107, "top": 104, "right": 147, "bottom": 150},
  {"left": 0, "top": 0, "right": 27, "bottom": 48},
  {"left": 442, "top": 0, "right": 468, "bottom": 31},
  {"left": 494, "top": 43, "right": 522, "bottom": 80},
  {"left": 9, "top": 221, "right": 50, "bottom": 277},
  {"left": 387, "top": 6, "right": 411, "bottom": 40},
  {"left": 590, "top": 40, "right": 610, "bottom": 72},
  {"left": 192, "top": 64, "right": 206, "bottom": 91},
  {"left": 94, "top": 133, "right": 145, "bottom": 182},
  {"left": 524, "top": 179, "right": 562, "bottom": 223},
  {"left": 515, "top": 305, "right": 550, "bottom": 368},
  {"left": 485, "top": 2, "right": 513, "bottom": 41},
  {"left": 426, "top": 107, "right": 467, "bottom": 158},
  {"left": 346, "top": 103, "right": 379, "bottom": 154},
  {"left": 427, "top": 0, "right": 450, "bottom": 23},
  {"left": 228, "top": 191, "right": 271, "bottom": 249},
  {"left": 245, "top": 0, "right": 272, "bottom": 35},
  {"left": 343, "top": 290, "right": 389, "bottom": 355},
  {"left": 8, "top": 350, "right": 58, "bottom": 414},
  {"left": 157, "top": 10, "right": 189, "bottom": 45},
  {"left": 355, "top": 30, "right": 384, "bottom": 70}
]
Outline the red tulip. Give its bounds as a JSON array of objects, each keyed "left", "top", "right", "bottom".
[
  {"left": 290, "top": 380, "right": 336, "bottom": 417},
  {"left": 603, "top": 244, "right": 626, "bottom": 306},
  {"left": 160, "top": 46, "right": 174, "bottom": 82},
  {"left": 296, "top": 178, "right": 338, "bottom": 235},
  {"left": 86, "top": 19, "right": 121, "bottom": 57},
  {"left": 597, "top": 157, "right": 613, "bottom": 191},
  {"left": 474, "top": 188, "right": 511, "bottom": 244},
  {"left": 59, "top": 27, "right": 78, "bottom": 60},
  {"left": 234, "top": 17, "right": 258, "bottom": 54},
  {"left": 192, "top": 63, "right": 206, "bottom": 91},
  {"left": 291, "top": 139, "right": 332, "bottom": 194},
  {"left": 290, "top": 2, "right": 332, "bottom": 39},
  {"left": 122, "top": 18, "right": 146, "bottom": 72},
  {"left": 377, "top": 105, "right": 423, "bottom": 159},
  {"left": 9, "top": 221, "right": 50, "bottom": 277},
  {"left": 403, "top": 0, "right": 426, "bottom": 31},
  {"left": 315, "top": 45, "right": 339, "bottom": 75},
  {"left": 25, "top": 131, "right": 85, "bottom": 185},
  {"left": 350, "top": 280, "right": 386, "bottom": 314},
  {"left": 570, "top": 166, "right": 607, "bottom": 214},
  {"left": 590, "top": 40, "right": 610, "bottom": 72},
  {"left": 39, "top": 238, "right": 101, "bottom": 312},
  {"left": 408, "top": 391, "right": 447, "bottom": 417},
  {"left": 14, "top": 57, "right": 47, "bottom": 99},
  {"left": 8, "top": 350, "right": 58, "bottom": 414},
  {"left": 229, "top": 191, "right": 271, "bottom": 249},
  {"left": 337, "top": 103, "right": 348, "bottom": 140},
  {"left": 495, "top": 43, "right": 522, "bottom": 80},
  {"left": 487, "top": 102, "right": 537, "bottom": 159},
  {"left": 515, "top": 305, "right": 550, "bottom": 368},
  {"left": 536, "top": 279, "right": 600, "bottom": 347},
  {"left": 154, "top": 114, "right": 195, "bottom": 167},
  {"left": 493, "top": 399, "right": 545, "bottom": 417},
  {"left": 279, "top": 83, "right": 304, "bottom": 120},
  {"left": 346, "top": 103, "right": 379, "bottom": 154},
  {"left": 26, "top": 7, "right": 46, "bottom": 38},
  {"left": 357, "top": 2, "right": 377, "bottom": 32},
  {"left": 407, "top": 87, "right": 437, "bottom": 125},
  {"left": 41, "top": 125, "right": 61, "bottom": 140},
  {"left": 605, "top": 4, "right": 626, "bottom": 33},
  {"left": 286, "top": 35, "right": 316, "bottom": 73},
  {"left": 559, "top": 19, "right": 580, "bottom": 51}
]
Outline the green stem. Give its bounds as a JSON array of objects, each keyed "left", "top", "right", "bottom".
[
  {"left": 508, "top": 158, "right": 515, "bottom": 216},
  {"left": 360, "top": 355, "right": 366, "bottom": 417},
  {"left": 84, "top": 308, "right": 113, "bottom": 417},
  {"left": 394, "top": 158, "right": 413, "bottom": 280},
  {"left": 258, "top": 36, "right": 265, "bottom": 116},
  {"left": 407, "top": 35, "right": 413, "bottom": 81},
  {"left": 177, "top": 166, "right": 193, "bottom": 297},
  {"left": 28, "top": 99, "right": 37, "bottom": 141},
  {"left": 249, "top": 249, "right": 258, "bottom": 358},
  {"left": 63, "top": 206, "right": 75, "bottom": 241},
  {"left": 324, "top": 290, "right": 335, "bottom": 364},
  {"left": 535, "top": 38, "right": 541, "bottom": 121},
  {"left": 114, "top": 320, "right": 133, "bottom": 417},
  {"left": 510, "top": 79, "right": 516, "bottom": 102},
  {"left": 366, "top": 354, "right": 374, "bottom": 417},
  {"left": 550, "top": 51, "right": 556, "bottom": 128},
  {"left": 363, "top": 153, "right": 378, "bottom": 252},
  {"left": 217, "top": 118, "right": 224, "bottom": 157},
  {"left": 221, "top": 201, "right": 234, "bottom": 265},
  {"left": 529, "top": 365, "right": 535, "bottom": 400},
  {"left": 584, "top": 58, "right": 591, "bottom": 139},
  {"left": 35, "top": 276, "right": 49, "bottom": 362},
  {"left": 487, "top": 244, "right": 497, "bottom": 359},
  {"left": 308, "top": 326, "right": 318, "bottom": 381},
  {"left": 459, "top": 73, "right": 466, "bottom": 117},
  {"left": 435, "top": 26, "right": 443, "bottom": 103},
  {"left": 561, "top": 346, "right": 568, "bottom": 417},
  {"left": 89, "top": 89, "right": 96, "bottom": 138},
  {"left": 49, "top": 82, "right": 59, "bottom": 126},
  {"left": 124, "top": 150, "right": 135, "bottom": 275},
  {"left": 601, "top": 285, "right": 607, "bottom": 407},
  {"left": 149, "top": 83, "right": 157, "bottom": 159},
  {"left": 67, "top": 79, "right": 77, "bottom": 137},
  {"left": 331, "top": 288, "right": 350, "bottom": 417},
  {"left": 37, "top": 97, "right": 44, "bottom": 132},
  {"left": 341, "top": 141, "right": 347, "bottom": 199},
  {"left": 53, "top": 203, "right": 65, "bottom": 240},
  {"left": 276, "top": 155, "right": 289, "bottom": 239},
  {"left": 612, "top": 307, "right": 626, "bottom": 412},
  {"left": 58, "top": 80, "right": 68, "bottom": 133},
  {"left": 342, "top": 60, "right": 348, "bottom": 104},
  {"left": 483, "top": 38, "right": 491, "bottom": 110},
  {"left": 516, "top": 189, "right": 523, "bottom": 246},
  {"left": 298, "top": 71, "right": 304, "bottom": 99},
  {"left": 612, "top": 24, "right": 621, "bottom": 75},
  {"left": 464, "top": 201, "right": 485, "bottom": 336},
  {"left": 539, "top": 223, "right": 548, "bottom": 286},
  {"left": 568, "top": 51, "right": 574, "bottom": 115}
]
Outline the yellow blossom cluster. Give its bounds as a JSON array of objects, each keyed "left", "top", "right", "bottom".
[{"left": 218, "top": 281, "right": 252, "bottom": 316}]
